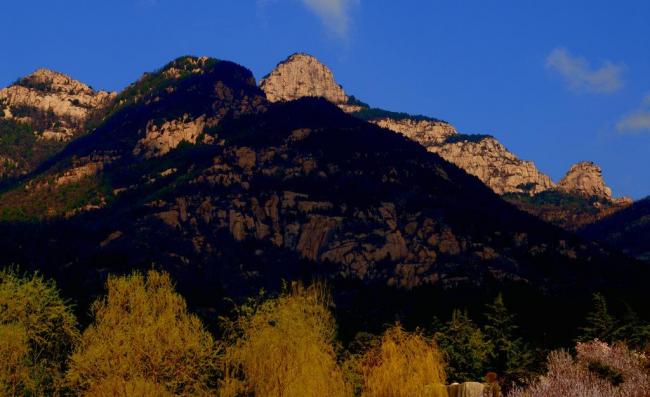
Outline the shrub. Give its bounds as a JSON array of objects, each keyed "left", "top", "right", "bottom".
[
  {"left": 65, "top": 270, "right": 218, "bottom": 396},
  {"left": 220, "top": 282, "right": 351, "bottom": 397},
  {"left": 0, "top": 268, "right": 79, "bottom": 395},
  {"left": 508, "top": 340, "right": 650, "bottom": 397},
  {"left": 360, "top": 324, "right": 447, "bottom": 397}
]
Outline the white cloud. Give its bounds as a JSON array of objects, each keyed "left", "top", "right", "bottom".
[
  {"left": 546, "top": 47, "right": 624, "bottom": 94},
  {"left": 617, "top": 93, "right": 650, "bottom": 133},
  {"left": 301, "top": 0, "right": 357, "bottom": 39},
  {"left": 617, "top": 112, "right": 650, "bottom": 133}
]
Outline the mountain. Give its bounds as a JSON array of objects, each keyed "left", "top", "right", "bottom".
[
  {"left": 582, "top": 197, "right": 650, "bottom": 261},
  {"left": 0, "top": 69, "right": 115, "bottom": 179},
  {"left": 259, "top": 53, "right": 631, "bottom": 230},
  {"left": 0, "top": 55, "right": 647, "bottom": 344}
]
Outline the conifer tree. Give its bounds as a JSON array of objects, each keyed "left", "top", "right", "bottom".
[
  {"left": 579, "top": 293, "right": 616, "bottom": 343},
  {"left": 435, "top": 309, "right": 491, "bottom": 382},
  {"left": 484, "top": 293, "right": 534, "bottom": 382}
]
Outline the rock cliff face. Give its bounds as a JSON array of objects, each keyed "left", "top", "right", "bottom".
[
  {"left": 0, "top": 69, "right": 116, "bottom": 179},
  {"left": 371, "top": 118, "right": 457, "bottom": 146},
  {"left": 259, "top": 54, "right": 628, "bottom": 207},
  {"left": 0, "top": 68, "right": 115, "bottom": 140},
  {"left": 260, "top": 53, "right": 348, "bottom": 105},
  {"left": 370, "top": 118, "right": 555, "bottom": 194},
  {"left": 423, "top": 136, "right": 554, "bottom": 195},
  {"left": 558, "top": 161, "right": 612, "bottom": 199}
]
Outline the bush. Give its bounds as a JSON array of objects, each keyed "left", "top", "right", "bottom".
[
  {"left": 0, "top": 268, "right": 79, "bottom": 396},
  {"left": 360, "top": 324, "right": 447, "bottom": 397},
  {"left": 65, "top": 270, "right": 218, "bottom": 396},
  {"left": 220, "top": 282, "right": 351, "bottom": 397},
  {"left": 509, "top": 340, "right": 650, "bottom": 397}
]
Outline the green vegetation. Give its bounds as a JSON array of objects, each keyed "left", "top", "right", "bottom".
[
  {"left": 0, "top": 268, "right": 79, "bottom": 396},
  {"left": 435, "top": 309, "right": 492, "bottom": 382},
  {"left": 15, "top": 76, "right": 53, "bottom": 92},
  {"left": 0, "top": 175, "right": 112, "bottom": 222},
  {"left": 351, "top": 107, "right": 445, "bottom": 123},
  {"left": 346, "top": 95, "right": 369, "bottom": 108},
  {"left": 579, "top": 293, "right": 617, "bottom": 343},
  {"left": 113, "top": 56, "right": 220, "bottom": 112},
  {"left": 444, "top": 133, "right": 493, "bottom": 144},
  {"left": 484, "top": 294, "right": 534, "bottom": 383}
]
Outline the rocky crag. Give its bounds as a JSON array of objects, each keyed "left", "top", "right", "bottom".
[
  {"left": 259, "top": 53, "right": 631, "bottom": 228},
  {"left": 0, "top": 69, "right": 115, "bottom": 178},
  {"left": 0, "top": 56, "right": 646, "bottom": 346}
]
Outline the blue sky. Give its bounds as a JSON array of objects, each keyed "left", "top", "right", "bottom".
[{"left": 2, "top": 0, "right": 649, "bottom": 198}]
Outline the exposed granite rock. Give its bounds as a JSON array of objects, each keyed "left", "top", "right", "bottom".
[
  {"left": 260, "top": 53, "right": 348, "bottom": 105},
  {"left": 558, "top": 161, "right": 613, "bottom": 199},
  {"left": 260, "top": 53, "right": 554, "bottom": 195},
  {"left": 370, "top": 118, "right": 457, "bottom": 146},
  {"left": 133, "top": 115, "right": 208, "bottom": 158},
  {"left": 430, "top": 137, "right": 555, "bottom": 195},
  {"left": 371, "top": 118, "right": 554, "bottom": 195},
  {"left": 0, "top": 68, "right": 115, "bottom": 139}
]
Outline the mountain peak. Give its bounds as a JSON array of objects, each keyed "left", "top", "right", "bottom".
[
  {"left": 557, "top": 161, "right": 613, "bottom": 199},
  {"left": 15, "top": 68, "right": 99, "bottom": 96},
  {"left": 260, "top": 53, "right": 348, "bottom": 104}
]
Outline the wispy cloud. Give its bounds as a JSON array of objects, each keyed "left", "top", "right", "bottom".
[
  {"left": 301, "top": 0, "right": 358, "bottom": 39},
  {"left": 546, "top": 47, "right": 624, "bottom": 94},
  {"left": 617, "top": 93, "right": 650, "bottom": 134}
]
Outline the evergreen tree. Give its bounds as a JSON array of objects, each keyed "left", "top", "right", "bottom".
[
  {"left": 579, "top": 293, "right": 616, "bottom": 343},
  {"left": 435, "top": 309, "right": 491, "bottom": 382},
  {"left": 612, "top": 305, "right": 650, "bottom": 350},
  {"left": 484, "top": 294, "right": 534, "bottom": 382}
]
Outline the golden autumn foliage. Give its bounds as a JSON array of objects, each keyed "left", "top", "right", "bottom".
[
  {"left": 0, "top": 268, "right": 79, "bottom": 396},
  {"left": 360, "top": 324, "right": 448, "bottom": 397},
  {"left": 219, "top": 282, "right": 352, "bottom": 397},
  {"left": 65, "top": 270, "right": 219, "bottom": 396}
]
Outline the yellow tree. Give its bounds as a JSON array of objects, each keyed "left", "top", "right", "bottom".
[
  {"left": 360, "top": 324, "right": 447, "bottom": 397},
  {"left": 65, "top": 270, "right": 218, "bottom": 396},
  {"left": 0, "top": 268, "right": 79, "bottom": 396},
  {"left": 220, "top": 282, "right": 352, "bottom": 397}
]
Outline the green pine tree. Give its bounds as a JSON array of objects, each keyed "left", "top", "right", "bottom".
[
  {"left": 612, "top": 305, "right": 650, "bottom": 349},
  {"left": 579, "top": 293, "right": 616, "bottom": 343},
  {"left": 435, "top": 309, "right": 491, "bottom": 382},
  {"left": 484, "top": 294, "right": 534, "bottom": 383}
]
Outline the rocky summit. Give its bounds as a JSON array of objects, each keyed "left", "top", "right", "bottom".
[
  {"left": 0, "top": 68, "right": 115, "bottom": 140},
  {"left": 259, "top": 53, "right": 631, "bottom": 229},
  {"left": 558, "top": 161, "right": 613, "bottom": 199},
  {"left": 260, "top": 53, "right": 363, "bottom": 112},
  {"left": 0, "top": 68, "right": 115, "bottom": 179}
]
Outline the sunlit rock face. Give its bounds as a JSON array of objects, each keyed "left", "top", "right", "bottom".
[
  {"left": 429, "top": 137, "right": 555, "bottom": 195},
  {"left": 558, "top": 161, "right": 612, "bottom": 199},
  {"left": 260, "top": 53, "right": 349, "bottom": 105},
  {"left": 0, "top": 68, "right": 115, "bottom": 141}
]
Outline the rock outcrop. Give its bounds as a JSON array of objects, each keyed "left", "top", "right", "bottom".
[
  {"left": 0, "top": 68, "right": 115, "bottom": 140},
  {"left": 371, "top": 118, "right": 457, "bottom": 146},
  {"left": 258, "top": 54, "right": 627, "bottom": 203},
  {"left": 364, "top": 119, "right": 554, "bottom": 194},
  {"left": 558, "top": 161, "right": 612, "bottom": 199},
  {"left": 260, "top": 53, "right": 348, "bottom": 105},
  {"left": 429, "top": 136, "right": 555, "bottom": 194},
  {"left": 260, "top": 53, "right": 555, "bottom": 195},
  {"left": 133, "top": 115, "right": 209, "bottom": 158}
]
